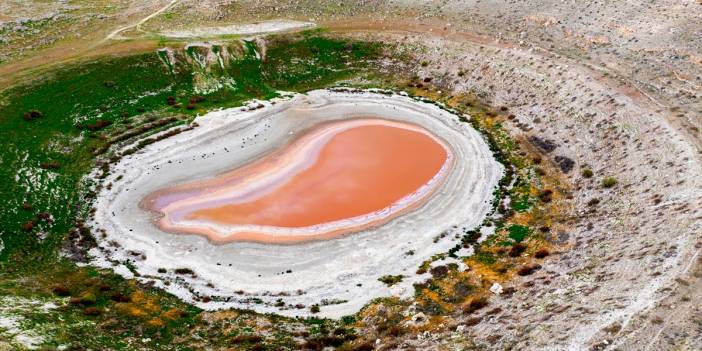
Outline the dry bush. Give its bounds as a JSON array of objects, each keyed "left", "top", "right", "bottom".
[
  {"left": 517, "top": 264, "right": 541, "bottom": 276},
  {"left": 509, "top": 243, "right": 527, "bottom": 257},
  {"left": 21, "top": 221, "right": 34, "bottom": 232},
  {"left": 463, "top": 296, "right": 489, "bottom": 314},
  {"left": 40, "top": 161, "right": 61, "bottom": 170},
  {"left": 534, "top": 249, "right": 550, "bottom": 258},
  {"left": 52, "top": 285, "right": 70, "bottom": 297},
  {"left": 174, "top": 268, "right": 194, "bottom": 275},
  {"left": 189, "top": 95, "right": 205, "bottom": 104},
  {"left": 231, "top": 334, "right": 263, "bottom": 344},
  {"left": 83, "top": 307, "right": 101, "bottom": 316},
  {"left": 23, "top": 110, "right": 43, "bottom": 121},
  {"left": 430, "top": 265, "right": 449, "bottom": 278},
  {"left": 464, "top": 316, "right": 483, "bottom": 326}
]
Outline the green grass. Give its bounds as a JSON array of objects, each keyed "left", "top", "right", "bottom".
[
  {"left": 508, "top": 224, "right": 530, "bottom": 243},
  {"left": 602, "top": 176, "right": 617, "bottom": 188},
  {"left": 0, "top": 33, "right": 381, "bottom": 350},
  {"left": 0, "top": 34, "right": 380, "bottom": 262}
]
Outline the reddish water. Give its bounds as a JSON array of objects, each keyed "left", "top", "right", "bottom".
[{"left": 144, "top": 119, "right": 449, "bottom": 243}]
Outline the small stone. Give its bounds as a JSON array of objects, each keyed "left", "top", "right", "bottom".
[{"left": 490, "top": 282, "right": 503, "bottom": 295}]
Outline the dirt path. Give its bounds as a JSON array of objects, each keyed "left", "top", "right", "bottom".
[{"left": 102, "top": 0, "right": 180, "bottom": 42}]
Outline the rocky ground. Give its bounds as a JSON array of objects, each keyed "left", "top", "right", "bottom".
[
  {"left": 351, "top": 26, "right": 702, "bottom": 350},
  {"left": 1, "top": 1, "right": 700, "bottom": 350}
]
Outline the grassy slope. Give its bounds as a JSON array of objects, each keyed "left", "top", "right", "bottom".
[
  {"left": 0, "top": 33, "right": 380, "bottom": 350},
  {"left": 0, "top": 33, "right": 379, "bottom": 260}
]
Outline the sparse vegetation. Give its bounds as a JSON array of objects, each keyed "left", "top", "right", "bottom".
[
  {"left": 378, "top": 275, "right": 404, "bottom": 286},
  {"left": 602, "top": 177, "right": 618, "bottom": 188}
]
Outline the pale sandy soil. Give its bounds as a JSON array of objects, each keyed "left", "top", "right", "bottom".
[
  {"left": 335, "top": 21, "right": 701, "bottom": 351},
  {"left": 158, "top": 19, "right": 315, "bottom": 39}
]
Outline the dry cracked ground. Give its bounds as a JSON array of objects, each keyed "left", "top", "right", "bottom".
[{"left": 1, "top": 0, "right": 700, "bottom": 350}]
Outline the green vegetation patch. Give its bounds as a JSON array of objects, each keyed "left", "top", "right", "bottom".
[
  {"left": 0, "top": 34, "right": 381, "bottom": 262},
  {"left": 0, "top": 33, "right": 382, "bottom": 350},
  {"left": 507, "top": 224, "right": 530, "bottom": 243},
  {"left": 378, "top": 275, "right": 404, "bottom": 287}
]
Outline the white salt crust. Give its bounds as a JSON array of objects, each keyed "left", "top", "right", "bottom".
[{"left": 88, "top": 90, "right": 503, "bottom": 318}]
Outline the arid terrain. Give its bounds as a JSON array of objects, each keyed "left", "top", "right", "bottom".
[{"left": 1, "top": 1, "right": 700, "bottom": 350}]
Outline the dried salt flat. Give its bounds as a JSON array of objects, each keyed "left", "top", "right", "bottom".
[
  {"left": 88, "top": 89, "right": 503, "bottom": 318},
  {"left": 160, "top": 19, "right": 315, "bottom": 39}
]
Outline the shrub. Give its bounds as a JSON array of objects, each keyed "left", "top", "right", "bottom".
[
  {"left": 22, "top": 110, "right": 43, "bottom": 121},
  {"left": 378, "top": 275, "right": 403, "bottom": 286},
  {"left": 554, "top": 155, "right": 575, "bottom": 173},
  {"left": 517, "top": 264, "right": 541, "bottom": 276},
  {"left": 602, "top": 177, "right": 617, "bottom": 188},
  {"left": 501, "top": 286, "right": 516, "bottom": 296},
  {"left": 174, "top": 268, "right": 194, "bottom": 275},
  {"left": 40, "top": 161, "right": 61, "bottom": 170},
  {"left": 509, "top": 243, "right": 527, "bottom": 257},
  {"left": 534, "top": 249, "right": 550, "bottom": 258},
  {"left": 463, "top": 296, "right": 489, "bottom": 314},
  {"left": 110, "top": 292, "right": 130, "bottom": 303},
  {"left": 69, "top": 292, "right": 96, "bottom": 306},
  {"left": 52, "top": 285, "right": 70, "bottom": 296},
  {"left": 352, "top": 342, "right": 375, "bottom": 351},
  {"left": 485, "top": 307, "right": 502, "bottom": 315},
  {"left": 538, "top": 189, "right": 553, "bottom": 203},
  {"left": 21, "top": 221, "right": 34, "bottom": 232},
  {"left": 189, "top": 95, "right": 205, "bottom": 104},
  {"left": 581, "top": 168, "right": 594, "bottom": 178},
  {"left": 310, "top": 304, "right": 320, "bottom": 314},
  {"left": 464, "top": 316, "right": 483, "bottom": 326},
  {"left": 430, "top": 265, "right": 449, "bottom": 278},
  {"left": 508, "top": 224, "right": 530, "bottom": 242},
  {"left": 80, "top": 119, "right": 113, "bottom": 131},
  {"left": 83, "top": 307, "right": 101, "bottom": 316},
  {"left": 302, "top": 340, "right": 322, "bottom": 350}
]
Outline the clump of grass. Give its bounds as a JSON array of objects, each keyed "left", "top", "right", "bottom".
[
  {"left": 378, "top": 275, "right": 404, "bottom": 286},
  {"left": 534, "top": 248, "right": 550, "bottom": 259},
  {"left": 22, "top": 110, "right": 43, "bottom": 121},
  {"left": 174, "top": 268, "right": 194, "bottom": 275},
  {"left": 517, "top": 264, "right": 541, "bottom": 276},
  {"left": 463, "top": 296, "right": 489, "bottom": 314},
  {"left": 538, "top": 189, "right": 553, "bottom": 203},
  {"left": 52, "top": 284, "right": 71, "bottom": 296},
  {"left": 83, "top": 307, "right": 102, "bottom": 316},
  {"left": 602, "top": 177, "right": 617, "bottom": 188},
  {"left": 508, "top": 224, "right": 530, "bottom": 242},
  {"left": 509, "top": 243, "right": 527, "bottom": 257}
]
